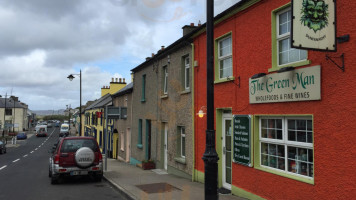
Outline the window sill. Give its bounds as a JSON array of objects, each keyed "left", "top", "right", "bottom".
[
  {"left": 180, "top": 90, "right": 191, "bottom": 95},
  {"left": 174, "top": 157, "right": 186, "bottom": 165},
  {"left": 268, "top": 60, "right": 311, "bottom": 72},
  {"left": 137, "top": 144, "right": 143, "bottom": 149},
  {"left": 160, "top": 95, "right": 168, "bottom": 99},
  {"left": 214, "top": 76, "right": 235, "bottom": 84},
  {"left": 254, "top": 165, "right": 314, "bottom": 185}
]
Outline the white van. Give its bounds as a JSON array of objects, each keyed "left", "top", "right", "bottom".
[
  {"left": 59, "top": 124, "right": 69, "bottom": 137},
  {"left": 35, "top": 125, "right": 47, "bottom": 133}
]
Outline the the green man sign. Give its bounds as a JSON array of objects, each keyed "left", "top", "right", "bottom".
[{"left": 292, "top": 0, "right": 336, "bottom": 51}]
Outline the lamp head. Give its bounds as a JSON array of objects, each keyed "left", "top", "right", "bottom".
[
  {"left": 67, "top": 74, "right": 75, "bottom": 81},
  {"left": 198, "top": 110, "right": 205, "bottom": 118}
]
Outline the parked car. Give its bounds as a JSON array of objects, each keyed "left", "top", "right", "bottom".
[
  {"left": 36, "top": 128, "right": 48, "bottom": 137},
  {"left": 47, "top": 123, "right": 53, "bottom": 128},
  {"left": 17, "top": 132, "right": 27, "bottom": 140},
  {"left": 49, "top": 137, "right": 103, "bottom": 184},
  {"left": 0, "top": 141, "right": 6, "bottom": 154}
]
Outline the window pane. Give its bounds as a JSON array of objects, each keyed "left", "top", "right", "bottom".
[
  {"left": 261, "top": 154, "right": 268, "bottom": 166},
  {"left": 185, "top": 67, "right": 190, "bottom": 89},
  {"left": 288, "top": 146, "right": 296, "bottom": 159},
  {"left": 279, "top": 51, "right": 288, "bottom": 65},
  {"left": 289, "top": 48, "right": 299, "bottom": 63},
  {"left": 220, "top": 58, "right": 232, "bottom": 78},
  {"left": 268, "top": 129, "right": 276, "bottom": 139},
  {"left": 219, "top": 37, "right": 232, "bottom": 57},
  {"left": 261, "top": 143, "right": 268, "bottom": 155},
  {"left": 279, "top": 11, "right": 289, "bottom": 35},
  {"left": 261, "top": 119, "right": 267, "bottom": 128},
  {"left": 300, "top": 49, "right": 307, "bottom": 60},
  {"left": 277, "top": 130, "right": 283, "bottom": 139},
  {"left": 269, "top": 144, "right": 277, "bottom": 155},
  {"left": 297, "top": 131, "right": 307, "bottom": 142},
  {"left": 261, "top": 128, "right": 267, "bottom": 138},
  {"left": 226, "top": 167, "right": 232, "bottom": 184},
  {"left": 307, "top": 120, "right": 312, "bottom": 131},
  {"left": 298, "top": 148, "right": 308, "bottom": 162},
  {"left": 307, "top": 132, "right": 313, "bottom": 143},
  {"left": 308, "top": 164, "right": 314, "bottom": 177},
  {"left": 269, "top": 156, "right": 277, "bottom": 168},
  {"left": 296, "top": 120, "right": 307, "bottom": 130},
  {"left": 278, "top": 158, "right": 285, "bottom": 170},
  {"left": 279, "top": 38, "right": 289, "bottom": 52},
  {"left": 182, "top": 137, "right": 185, "bottom": 157},
  {"left": 308, "top": 149, "right": 313, "bottom": 162},
  {"left": 288, "top": 120, "right": 295, "bottom": 130},
  {"left": 277, "top": 145, "right": 285, "bottom": 157}
]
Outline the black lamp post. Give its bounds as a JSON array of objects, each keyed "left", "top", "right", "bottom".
[
  {"left": 202, "top": 0, "right": 219, "bottom": 199},
  {"left": 67, "top": 70, "right": 82, "bottom": 136},
  {"left": 0, "top": 94, "right": 7, "bottom": 137}
]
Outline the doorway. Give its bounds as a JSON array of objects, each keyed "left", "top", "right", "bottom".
[
  {"left": 222, "top": 113, "right": 232, "bottom": 189},
  {"left": 145, "top": 120, "right": 152, "bottom": 160},
  {"left": 164, "top": 123, "right": 168, "bottom": 170}
]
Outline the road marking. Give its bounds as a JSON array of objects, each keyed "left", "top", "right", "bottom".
[
  {"left": 30, "top": 151, "right": 34, "bottom": 153},
  {"left": 23, "top": 154, "right": 28, "bottom": 157},
  {"left": 0, "top": 165, "right": 7, "bottom": 170},
  {"left": 35, "top": 148, "right": 38, "bottom": 150},
  {"left": 13, "top": 159, "right": 20, "bottom": 163}
]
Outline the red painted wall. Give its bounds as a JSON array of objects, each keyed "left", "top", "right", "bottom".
[{"left": 194, "top": 0, "right": 356, "bottom": 199}]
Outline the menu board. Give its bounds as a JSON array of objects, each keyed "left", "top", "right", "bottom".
[{"left": 233, "top": 115, "right": 251, "bottom": 166}]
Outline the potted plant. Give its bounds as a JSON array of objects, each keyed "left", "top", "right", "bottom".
[{"left": 141, "top": 159, "right": 155, "bottom": 170}]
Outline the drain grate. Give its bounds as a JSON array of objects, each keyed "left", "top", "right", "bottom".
[{"left": 136, "top": 182, "right": 181, "bottom": 194}]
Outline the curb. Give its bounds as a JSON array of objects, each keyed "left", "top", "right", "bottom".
[{"left": 103, "top": 175, "right": 137, "bottom": 200}]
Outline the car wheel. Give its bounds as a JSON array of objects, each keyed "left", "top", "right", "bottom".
[
  {"left": 49, "top": 167, "right": 52, "bottom": 177},
  {"left": 75, "top": 147, "right": 95, "bottom": 169},
  {"left": 0, "top": 149, "right": 2, "bottom": 154},
  {"left": 51, "top": 176, "right": 58, "bottom": 184},
  {"left": 93, "top": 174, "right": 103, "bottom": 182}
]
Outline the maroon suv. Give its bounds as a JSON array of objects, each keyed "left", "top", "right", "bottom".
[{"left": 49, "top": 136, "right": 103, "bottom": 184}]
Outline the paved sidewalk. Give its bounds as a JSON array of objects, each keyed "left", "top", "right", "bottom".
[{"left": 103, "top": 159, "right": 246, "bottom": 200}]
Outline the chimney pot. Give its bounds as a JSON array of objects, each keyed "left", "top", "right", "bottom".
[
  {"left": 112, "top": 78, "right": 114, "bottom": 82},
  {"left": 123, "top": 78, "right": 126, "bottom": 83},
  {"left": 119, "top": 78, "right": 122, "bottom": 83},
  {"left": 152, "top": 53, "right": 155, "bottom": 57},
  {"left": 190, "top": 23, "right": 194, "bottom": 26},
  {"left": 161, "top": 46, "right": 165, "bottom": 50},
  {"left": 115, "top": 78, "right": 118, "bottom": 82}
]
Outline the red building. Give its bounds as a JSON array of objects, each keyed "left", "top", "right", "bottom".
[{"left": 192, "top": 0, "right": 356, "bottom": 199}]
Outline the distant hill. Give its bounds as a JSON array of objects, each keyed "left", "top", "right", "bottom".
[{"left": 33, "top": 109, "right": 65, "bottom": 116}]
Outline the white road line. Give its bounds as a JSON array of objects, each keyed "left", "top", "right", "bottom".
[
  {"left": 23, "top": 154, "right": 28, "bottom": 157},
  {"left": 0, "top": 165, "right": 7, "bottom": 170},
  {"left": 30, "top": 151, "right": 34, "bottom": 153},
  {"left": 13, "top": 159, "right": 20, "bottom": 163},
  {"left": 35, "top": 148, "right": 38, "bottom": 150}
]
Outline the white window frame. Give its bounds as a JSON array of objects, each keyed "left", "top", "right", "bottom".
[
  {"left": 218, "top": 36, "right": 232, "bottom": 79},
  {"left": 184, "top": 56, "right": 190, "bottom": 90},
  {"left": 276, "top": 8, "right": 307, "bottom": 67},
  {"left": 259, "top": 116, "right": 313, "bottom": 179},
  {"left": 163, "top": 66, "right": 168, "bottom": 95},
  {"left": 180, "top": 127, "right": 186, "bottom": 158}
]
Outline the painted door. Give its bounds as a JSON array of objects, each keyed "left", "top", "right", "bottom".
[
  {"left": 126, "top": 128, "right": 130, "bottom": 162},
  {"left": 146, "top": 120, "right": 151, "bottom": 160},
  {"left": 222, "top": 114, "right": 232, "bottom": 189},
  {"left": 164, "top": 123, "right": 168, "bottom": 170}
]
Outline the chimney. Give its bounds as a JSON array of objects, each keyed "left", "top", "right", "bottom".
[
  {"left": 112, "top": 78, "right": 114, "bottom": 82},
  {"left": 119, "top": 78, "right": 122, "bottom": 83},
  {"left": 152, "top": 53, "right": 155, "bottom": 57},
  {"left": 123, "top": 78, "right": 126, "bottom": 83},
  {"left": 198, "top": 20, "right": 202, "bottom": 26},
  {"left": 182, "top": 23, "right": 197, "bottom": 36}
]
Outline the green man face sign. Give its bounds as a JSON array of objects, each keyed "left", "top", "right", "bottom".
[{"left": 301, "top": 0, "right": 329, "bottom": 33}]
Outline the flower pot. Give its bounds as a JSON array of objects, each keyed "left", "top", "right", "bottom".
[{"left": 142, "top": 162, "right": 155, "bottom": 170}]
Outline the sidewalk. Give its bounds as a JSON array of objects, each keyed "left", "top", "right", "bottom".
[
  {"left": 5, "top": 129, "right": 34, "bottom": 148},
  {"left": 103, "top": 159, "right": 247, "bottom": 200}
]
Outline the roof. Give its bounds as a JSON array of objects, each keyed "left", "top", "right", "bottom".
[
  {"left": 130, "top": 0, "right": 252, "bottom": 73},
  {"left": 112, "top": 82, "right": 133, "bottom": 97},
  {"left": 0, "top": 98, "right": 26, "bottom": 109},
  {"left": 85, "top": 93, "right": 112, "bottom": 110}
]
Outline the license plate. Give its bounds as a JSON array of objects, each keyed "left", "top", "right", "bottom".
[{"left": 70, "top": 171, "right": 88, "bottom": 176}]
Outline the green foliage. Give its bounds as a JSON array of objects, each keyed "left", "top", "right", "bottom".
[{"left": 43, "top": 115, "right": 69, "bottom": 121}]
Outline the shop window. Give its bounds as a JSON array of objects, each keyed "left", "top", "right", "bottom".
[
  {"left": 270, "top": 5, "right": 310, "bottom": 72},
  {"left": 258, "top": 117, "right": 313, "bottom": 181},
  {"left": 5, "top": 108, "right": 12, "bottom": 116}
]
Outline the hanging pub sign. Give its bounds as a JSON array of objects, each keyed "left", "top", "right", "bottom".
[
  {"left": 233, "top": 115, "right": 252, "bottom": 167},
  {"left": 291, "top": 0, "right": 336, "bottom": 51},
  {"left": 249, "top": 65, "right": 321, "bottom": 104}
]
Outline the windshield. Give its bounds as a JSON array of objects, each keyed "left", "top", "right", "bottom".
[
  {"left": 60, "top": 139, "right": 98, "bottom": 153},
  {"left": 61, "top": 127, "right": 69, "bottom": 130}
]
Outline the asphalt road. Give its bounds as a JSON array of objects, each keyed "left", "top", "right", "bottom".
[{"left": 0, "top": 127, "right": 127, "bottom": 200}]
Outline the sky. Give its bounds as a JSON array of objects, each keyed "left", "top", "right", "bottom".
[{"left": 0, "top": 0, "right": 240, "bottom": 111}]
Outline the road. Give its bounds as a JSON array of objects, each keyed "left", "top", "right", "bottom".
[{"left": 0, "top": 127, "right": 127, "bottom": 200}]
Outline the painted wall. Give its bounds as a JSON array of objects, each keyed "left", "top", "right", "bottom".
[{"left": 193, "top": 0, "right": 356, "bottom": 199}]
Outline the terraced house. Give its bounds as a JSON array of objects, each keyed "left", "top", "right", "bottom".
[
  {"left": 130, "top": 23, "right": 197, "bottom": 179},
  {"left": 192, "top": 0, "right": 356, "bottom": 199},
  {"left": 84, "top": 78, "right": 126, "bottom": 158}
]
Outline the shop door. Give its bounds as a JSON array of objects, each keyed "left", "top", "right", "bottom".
[
  {"left": 222, "top": 114, "right": 232, "bottom": 189},
  {"left": 164, "top": 123, "right": 168, "bottom": 170}
]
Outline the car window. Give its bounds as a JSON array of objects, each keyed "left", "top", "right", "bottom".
[{"left": 60, "top": 139, "right": 98, "bottom": 153}]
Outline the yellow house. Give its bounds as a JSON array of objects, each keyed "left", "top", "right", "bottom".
[{"left": 83, "top": 78, "right": 126, "bottom": 156}]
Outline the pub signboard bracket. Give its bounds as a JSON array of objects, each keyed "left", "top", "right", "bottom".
[{"left": 325, "top": 53, "right": 345, "bottom": 72}]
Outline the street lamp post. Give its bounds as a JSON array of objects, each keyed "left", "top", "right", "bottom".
[
  {"left": 67, "top": 70, "right": 82, "bottom": 136},
  {"left": 202, "top": 0, "right": 219, "bottom": 200},
  {"left": 1, "top": 93, "right": 7, "bottom": 137}
]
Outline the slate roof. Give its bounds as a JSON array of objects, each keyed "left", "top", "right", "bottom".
[
  {"left": 112, "top": 82, "right": 133, "bottom": 97},
  {"left": 0, "top": 98, "right": 26, "bottom": 108},
  {"left": 85, "top": 93, "right": 112, "bottom": 110}
]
